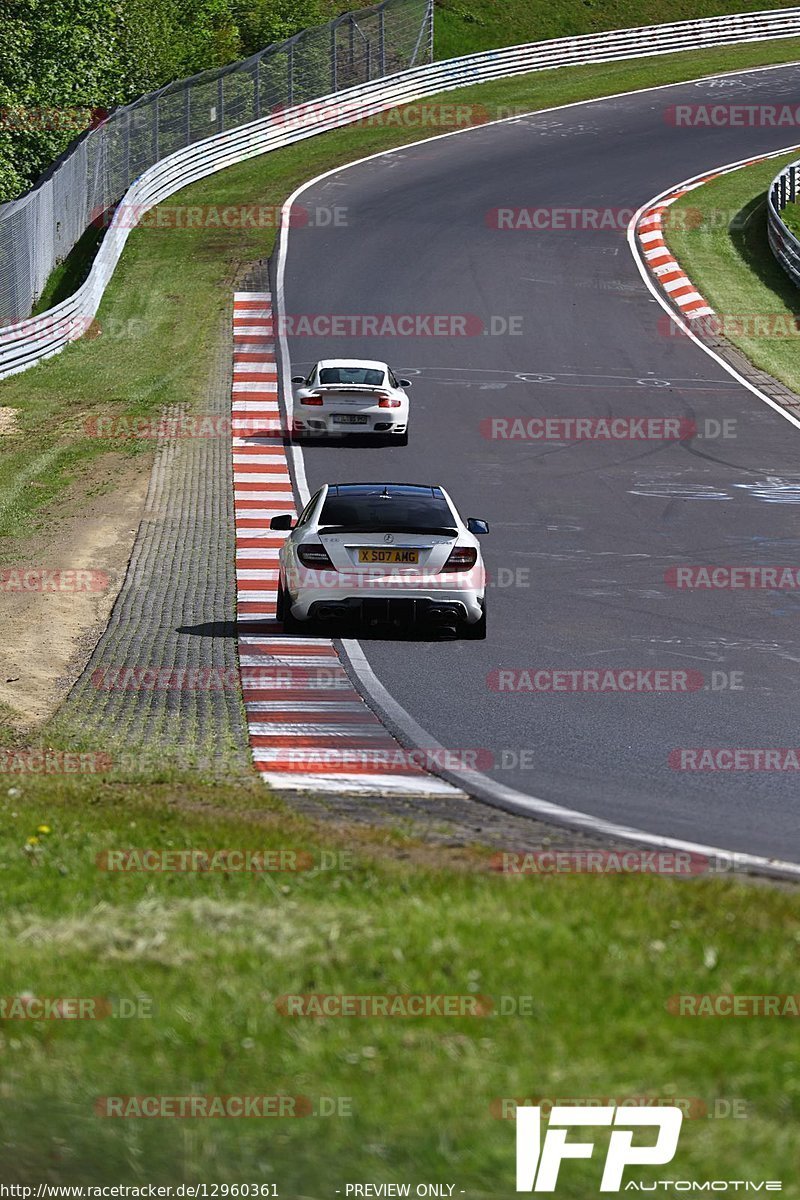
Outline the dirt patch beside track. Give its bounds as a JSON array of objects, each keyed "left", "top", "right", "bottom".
[{"left": 0, "top": 453, "right": 150, "bottom": 730}]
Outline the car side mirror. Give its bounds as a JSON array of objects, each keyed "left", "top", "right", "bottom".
[
  {"left": 399, "top": 379, "right": 412, "bottom": 387},
  {"left": 291, "top": 376, "right": 305, "bottom": 384},
  {"left": 270, "top": 514, "right": 294, "bottom": 530},
  {"left": 467, "top": 518, "right": 489, "bottom": 535}
]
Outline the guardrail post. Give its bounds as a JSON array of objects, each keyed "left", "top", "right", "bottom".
[
  {"left": 331, "top": 25, "right": 338, "bottom": 91},
  {"left": 184, "top": 86, "right": 191, "bottom": 145},
  {"left": 124, "top": 106, "right": 131, "bottom": 185},
  {"left": 254, "top": 58, "right": 260, "bottom": 120},
  {"left": 379, "top": 8, "right": 386, "bottom": 75},
  {"left": 287, "top": 42, "right": 294, "bottom": 106},
  {"left": 153, "top": 95, "right": 159, "bottom": 164},
  {"left": 218, "top": 76, "right": 225, "bottom": 132},
  {"left": 409, "top": 0, "right": 434, "bottom": 69}
]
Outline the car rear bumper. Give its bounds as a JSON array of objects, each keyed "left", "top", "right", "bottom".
[
  {"left": 292, "top": 414, "right": 407, "bottom": 436},
  {"left": 290, "top": 589, "right": 484, "bottom": 626}
]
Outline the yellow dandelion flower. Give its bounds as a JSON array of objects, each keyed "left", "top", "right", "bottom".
[
  {"left": 26, "top": 836, "right": 39, "bottom": 846},
  {"left": 36, "top": 825, "right": 51, "bottom": 834}
]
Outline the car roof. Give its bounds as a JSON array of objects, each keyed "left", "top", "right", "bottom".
[{"left": 316, "top": 359, "right": 388, "bottom": 371}]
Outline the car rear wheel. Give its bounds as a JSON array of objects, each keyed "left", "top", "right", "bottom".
[
  {"left": 276, "top": 581, "right": 300, "bottom": 633},
  {"left": 463, "top": 600, "right": 486, "bottom": 640}
]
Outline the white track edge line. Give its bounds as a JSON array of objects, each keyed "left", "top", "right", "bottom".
[{"left": 627, "top": 140, "right": 800, "bottom": 432}]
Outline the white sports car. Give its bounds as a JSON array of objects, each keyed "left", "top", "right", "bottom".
[
  {"left": 290, "top": 359, "right": 411, "bottom": 444},
  {"left": 270, "top": 482, "right": 489, "bottom": 638}
]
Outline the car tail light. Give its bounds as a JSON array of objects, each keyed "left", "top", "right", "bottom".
[
  {"left": 300, "top": 394, "right": 324, "bottom": 406},
  {"left": 441, "top": 546, "right": 477, "bottom": 572},
  {"left": 378, "top": 396, "right": 401, "bottom": 408},
  {"left": 297, "top": 544, "right": 335, "bottom": 568}
]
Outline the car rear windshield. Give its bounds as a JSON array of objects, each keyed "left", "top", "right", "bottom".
[
  {"left": 319, "top": 489, "right": 455, "bottom": 532},
  {"left": 319, "top": 367, "right": 385, "bottom": 386}
]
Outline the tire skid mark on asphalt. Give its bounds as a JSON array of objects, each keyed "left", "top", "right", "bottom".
[{"left": 231, "top": 290, "right": 461, "bottom": 797}]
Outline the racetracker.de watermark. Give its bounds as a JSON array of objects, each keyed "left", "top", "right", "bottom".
[
  {"left": 0, "top": 567, "right": 110, "bottom": 592},
  {"left": 284, "top": 566, "right": 486, "bottom": 592},
  {"left": 84, "top": 415, "right": 285, "bottom": 439},
  {"left": 489, "top": 846, "right": 760, "bottom": 875},
  {"left": 486, "top": 668, "right": 705, "bottom": 693},
  {"left": 274, "top": 993, "right": 533, "bottom": 1016},
  {"left": 669, "top": 748, "right": 800, "bottom": 771},
  {"left": 0, "top": 994, "right": 153, "bottom": 1019},
  {"left": 271, "top": 100, "right": 491, "bottom": 131},
  {"left": 92, "top": 667, "right": 244, "bottom": 691},
  {"left": 481, "top": 417, "right": 695, "bottom": 441},
  {"left": 488, "top": 205, "right": 715, "bottom": 232},
  {"left": 0, "top": 750, "right": 113, "bottom": 774},
  {"left": 96, "top": 848, "right": 354, "bottom": 872},
  {"left": 665, "top": 566, "right": 800, "bottom": 588},
  {"left": 0, "top": 104, "right": 107, "bottom": 132},
  {"left": 94, "top": 1095, "right": 320, "bottom": 1118},
  {"left": 489, "top": 849, "right": 712, "bottom": 875},
  {"left": 491, "top": 1096, "right": 750, "bottom": 1119},
  {"left": 659, "top": 314, "right": 800, "bottom": 339},
  {"left": 249, "top": 748, "right": 494, "bottom": 773},
  {"left": 667, "top": 994, "right": 800, "bottom": 1016},
  {"left": 665, "top": 103, "right": 800, "bottom": 127},
  {"left": 93, "top": 203, "right": 347, "bottom": 230},
  {"left": 278, "top": 314, "right": 522, "bottom": 336}
]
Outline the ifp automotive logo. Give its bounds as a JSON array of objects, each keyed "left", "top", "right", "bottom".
[
  {"left": 514, "top": 1105, "right": 782, "bottom": 1192},
  {"left": 516, "top": 1105, "right": 682, "bottom": 1191}
]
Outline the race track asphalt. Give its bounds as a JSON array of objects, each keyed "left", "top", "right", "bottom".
[{"left": 283, "top": 63, "right": 800, "bottom": 860}]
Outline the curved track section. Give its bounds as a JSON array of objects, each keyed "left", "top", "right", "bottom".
[{"left": 281, "top": 64, "right": 800, "bottom": 864}]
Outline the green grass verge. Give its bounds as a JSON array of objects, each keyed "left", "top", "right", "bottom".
[
  {"left": 433, "top": 0, "right": 800, "bottom": 59},
  {"left": 4, "top": 36, "right": 800, "bottom": 552},
  {"left": 666, "top": 149, "right": 800, "bottom": 394},
  {"left": 1, "top": 772, "right": 799, "bottom": 1185},
  {"left": 780, "top": 200, "right": 800, "bottom": 239}
]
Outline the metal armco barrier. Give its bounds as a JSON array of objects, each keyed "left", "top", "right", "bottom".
[
  {"left": 3, "top": 4, "right": 800, "bottom": 379},
  {"left": 768, "top": 158, "right": 800, "bottom": 286}
]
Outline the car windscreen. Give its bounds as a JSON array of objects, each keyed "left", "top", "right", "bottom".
[
  {"left": 319, "top": 491, "right": 456, "bottom": 533},
  {"left": 319, "top": 368, "right": 385, "bottom": 386}
]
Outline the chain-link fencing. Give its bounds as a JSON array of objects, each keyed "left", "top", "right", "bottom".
[{"left": 0, "top": 0, "right": 433, "bottom": 325}]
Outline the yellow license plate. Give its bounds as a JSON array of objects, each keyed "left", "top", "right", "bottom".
[{"left": 358, "top": 548, "right": 419, "bottom": 564}]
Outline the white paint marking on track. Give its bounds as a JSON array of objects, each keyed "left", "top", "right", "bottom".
[{"left": 231, "top": 291, "right": 464, "bottom": 798}]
